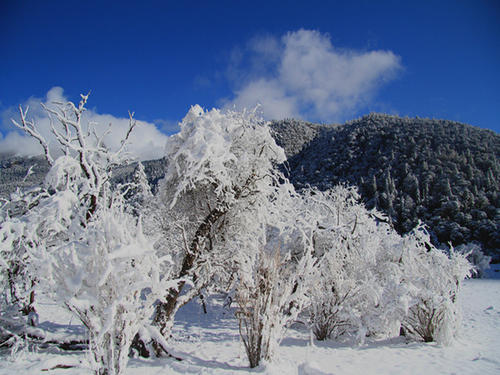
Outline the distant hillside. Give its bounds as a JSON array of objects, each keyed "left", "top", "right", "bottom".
[
  {"left": 0, "top": 154, "right": 50, "bottom": 198},
  {"left": 273, "top": 113, "right": 500, "bottom": 255},
  {"left": 270, "top": 119, "right": 336, "bottom": 157},
  {"left": 0, "top": 154, "right": 165, "bottom": 199},
  {"left": 2, "top": 113, "right": 499, "bottom": 256}
]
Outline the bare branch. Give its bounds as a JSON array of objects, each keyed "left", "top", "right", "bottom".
[
  {"left": 12, "top": 106, "right": 53, "bottom": 165},
  {"left": 115, "top": 111, "right": 137, "bottom": 157}
]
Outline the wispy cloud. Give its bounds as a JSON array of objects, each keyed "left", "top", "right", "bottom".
[
  {"left": 224, "top": 29, "right": 402, "bottom": 122},
  {"left": 0, "top": 87, "right": 169, "bottom": 161}
]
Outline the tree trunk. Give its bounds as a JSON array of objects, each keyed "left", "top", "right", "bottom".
[{"left": 145, "top": 206, "right": 227, "bottom": 356}]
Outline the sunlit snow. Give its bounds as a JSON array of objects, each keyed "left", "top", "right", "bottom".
[{"left": 1, "top": 274, "right": 499, "bottom": 374}]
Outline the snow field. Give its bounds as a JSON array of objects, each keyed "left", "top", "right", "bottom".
[{"left": 1, "top": 279, "right": 498, "bottom": 375}]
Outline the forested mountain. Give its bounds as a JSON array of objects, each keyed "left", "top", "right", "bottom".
[
  {"left": 0, "top": 154, "right": 49, "bottom": 198},
  {"left": 1, "top": 113, "right": 499, "bottom": 256},
  {"left": 272, "top": 114, "right": 500, "bottom": 256}
]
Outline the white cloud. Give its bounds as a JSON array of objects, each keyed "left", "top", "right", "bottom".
[
  {"left": 231, "top": 79, "right": 298, "bottom": 120},
  {"left": 0, "top": 87, "right": 169, "bottom": 161},
  {"left": 225, "top": 29, "right": 402, "bottom": 122}
]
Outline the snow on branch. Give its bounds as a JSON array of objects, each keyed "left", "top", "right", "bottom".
[{"left": 12, "top": 106, "right": 54, "bottom": 165}]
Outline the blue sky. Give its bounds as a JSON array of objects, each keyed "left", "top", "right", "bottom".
[{"left": 0, "top": 0, "right": 499, "bottom": 158}]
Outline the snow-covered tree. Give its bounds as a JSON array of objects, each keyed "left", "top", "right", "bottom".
[
  {"left": 144, "top": 104, "right": 317, "bottom": 366},
  {"left": 148, "top": 105, "right": 290, "bottom": 344},
  {"left": 1, "top": 94, "right": 170, "bottom": 374},
  {"left": 123, "top": 161, "right": 153, "bottom": 217},
  {"left": 1, "top": 94, "right": 129, "bottom": 323}
]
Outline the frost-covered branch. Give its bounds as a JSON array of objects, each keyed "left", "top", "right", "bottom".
[{"left": 12, "top": 106, "right": 53, "bottom": 165}]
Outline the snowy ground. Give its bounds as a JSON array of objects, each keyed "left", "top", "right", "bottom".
[{"left": 1, "top": 271, "right": 500, "bottom": 375}]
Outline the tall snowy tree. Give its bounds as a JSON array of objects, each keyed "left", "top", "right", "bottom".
[
  {"left": 147, "top": 105, "right": 293, "bottom": 348},
  {"left": 0, "top": 94, "right": 171, "bottom": 375}
]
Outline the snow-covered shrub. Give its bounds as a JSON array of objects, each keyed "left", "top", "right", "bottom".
[
  {"left": 236, "top": 248, "right": 282, "bottom": 368},
  {"left": 235, "top": 236, "right": 314, "bottom": 368},
  {"left": 301, "top": 186, "right": 471, "bottom": 345},
  {"left": 304, "top": 186, "right": 407, "bottom": 342},
  {"left": 305, "top": 187, "right": 370, "bottom": 341},
  {"left": 0, "top": 186, "right": 65, "bottom": 322},
  {"left": 401, "top": 225, "right": 471, "bottom": 344},
  {"left": 44, "top": 197, "right": 170, "bottom": 375}
]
